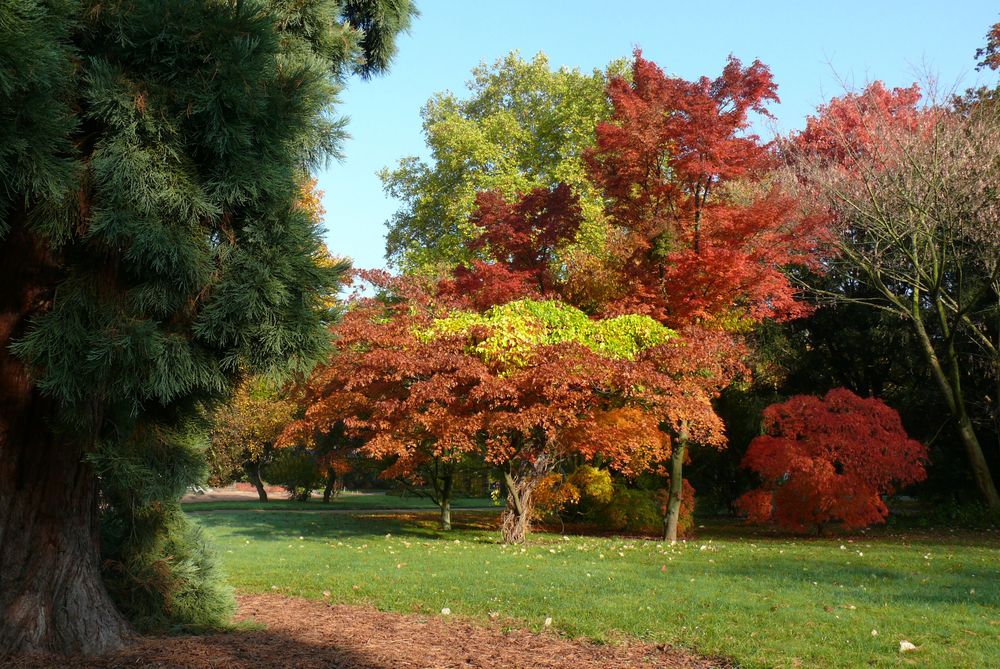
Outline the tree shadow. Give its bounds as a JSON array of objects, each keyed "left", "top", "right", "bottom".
[
  {"left": 8, "top": 627, "right": 398, "bottom": 668},
  {"left": 192, "top": 509, "right": 501, "bottom": 544},
  {"left": 708, "top": 556, "right": 1000, "bottom": 608}
]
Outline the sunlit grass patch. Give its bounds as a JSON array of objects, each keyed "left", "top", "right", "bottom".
[{"left": 193, "top": 511, "right": 1000, "bottom": 669}]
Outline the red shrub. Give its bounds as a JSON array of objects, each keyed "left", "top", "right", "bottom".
[{"left": 736, "top": 388, "right": 927, "bottom": 533}]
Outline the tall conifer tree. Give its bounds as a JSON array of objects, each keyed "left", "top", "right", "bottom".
[{"left": 0, "top": 0, "right": 414, "bottom": 655}]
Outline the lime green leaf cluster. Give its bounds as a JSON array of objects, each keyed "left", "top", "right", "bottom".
[{"left": 424, "top": 299, "right": 675, "bottom": 367}]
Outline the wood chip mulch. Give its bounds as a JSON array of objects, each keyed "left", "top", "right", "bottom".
[{"left": 10, "top": 593, "right": 734, "bottom": 668}]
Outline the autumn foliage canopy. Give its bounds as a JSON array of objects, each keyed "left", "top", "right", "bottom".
[
  {"left": 583, "top": 51, "right": 822, "bottom": 326},
  {"left": 284, "top": 274, "right": 686, "bottom": 541},
  {"left": 736, "top": 389, "right": 928, "bottom": 533},
  {"left": 287, "top": 51, "right": 947, "bottom": 542}
]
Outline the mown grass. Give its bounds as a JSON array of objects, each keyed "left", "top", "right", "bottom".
[
  {"left": 192, "top": 510, "right": 1000, "bottom": 669},
  {"left": 182, "top": 493, "right": 492, "bottom": 512}
]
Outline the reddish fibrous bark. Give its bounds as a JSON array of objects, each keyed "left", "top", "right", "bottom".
[{"left": 0, "top": 217, "right": 131, "bottom": 656}]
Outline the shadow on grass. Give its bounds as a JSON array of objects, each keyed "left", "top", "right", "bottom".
[
  {"left": 182, "top": 496, "right": 495, "bottom": 513},
  {"left": 193, "top": 510, "right": 502, "bottom": 544},
  {"left": 703, "top": 554, "right": 1000, "bottom": 609},
  {"left": 697, "top": 517, "right": 1000, "bottom": 547}
]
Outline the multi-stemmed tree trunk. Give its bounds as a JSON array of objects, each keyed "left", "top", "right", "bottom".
[
  {"left": 501, "top": 471, "right": 536, "bottom": 545},
  {"left": 500, "top": 454, "right": 555, "bottom": 544}
]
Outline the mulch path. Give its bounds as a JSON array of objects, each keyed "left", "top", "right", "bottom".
[{"left": 10, "top": 594, "right": 733, "bottom": 668}]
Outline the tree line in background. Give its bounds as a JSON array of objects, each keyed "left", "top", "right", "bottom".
[{"left": 213, "top": 36, "right": 1000, "bottom": 548}]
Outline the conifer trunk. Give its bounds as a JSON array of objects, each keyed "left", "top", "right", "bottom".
[
  {"left": 0, "top": 224, "right": 131, "bottom": 656},
  {"left": 0, "top": 420, "right": 132, "bottom": 656}
]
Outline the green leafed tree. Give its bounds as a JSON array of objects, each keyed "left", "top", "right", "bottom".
[
  {"left": 380, "top": 51, "right": 626, "bottom": 272},
  {"left": 0, "top": 0, "right": 414, "bottom": 656}
]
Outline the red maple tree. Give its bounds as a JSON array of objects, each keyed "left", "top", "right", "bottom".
[
  {"left": 736, "top": 388, "right": 928, "bottom": 534},
  {"left": 576, "top": 51, "right": 826, "bottom": 540},
  {"left": 583, "top": 50, "right": 823, "bottom": 326},
  {"left": 792, "top": 81, "right": 923, "bottom": 169},
  {"left": 438, "top": 184, "right": 583, "bottom": 310}
]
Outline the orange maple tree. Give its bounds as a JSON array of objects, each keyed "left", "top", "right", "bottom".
[
  {"left": 736, "top": 388, "right": 928, "bottom": 534},
  {"left": 288, "top": 272, "right": 687, "bottom": 541},
  {"left": 280, "top": 273, "right": 485, "bottom": 530}
]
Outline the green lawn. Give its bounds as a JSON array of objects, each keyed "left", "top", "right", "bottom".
[
  {"left": 182, "top": 493, "right": 493, "bottom": 512},
  {"left": 192, "top": 510, "right": 1000, "bottom": 669}
]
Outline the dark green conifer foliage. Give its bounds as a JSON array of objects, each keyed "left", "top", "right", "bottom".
[{"left": 0, "top": 0, "right": 414, "bottom": 655}]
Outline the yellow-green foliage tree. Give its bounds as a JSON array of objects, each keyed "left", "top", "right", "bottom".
[
  {"left": 381, "top": 52, "right": 626, "bottom": 272},
  {"left": 208, "top": 381, "right": 299, "bottom": 502}
]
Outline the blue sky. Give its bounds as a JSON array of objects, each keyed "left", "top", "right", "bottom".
[{"left": 317, "top": 0, "right": 999, "bottom": 270}]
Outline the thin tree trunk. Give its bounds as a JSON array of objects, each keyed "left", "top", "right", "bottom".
[
  {"left": 438, "top": 471, "right": 454, "bottom": 531},
  {"left": 664, "top": 425, "right": 689, "bottom": 544},
  {"left": 440, "top": 498, "right": 452, "bottom": 531},
  {"left": 911, "top": 314, "right": 1000, "bottom": 509},
  {"left": 0, "top": 224, "right": 131, "bottom": 656},
  {"left": 244, "top": 461, "right": 268, "bottom": 503},
  {"left": 322, "top": 468, "right": 337, "bottom": 503}
]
